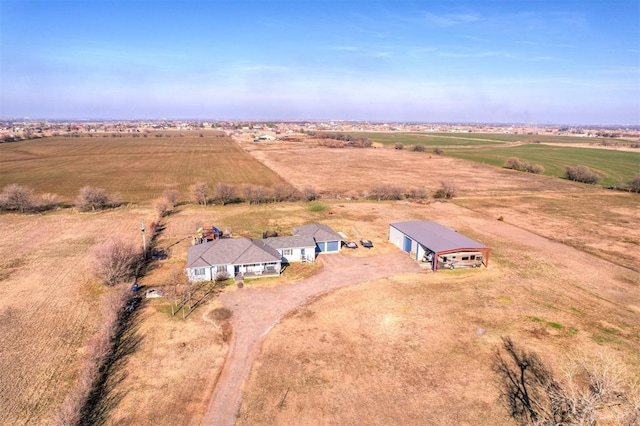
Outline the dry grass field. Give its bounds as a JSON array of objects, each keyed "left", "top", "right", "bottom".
[
  {"left": 0, "top": 131, "right": 287, "bottom": 203},
  {"left": 0, "top": 132, "right": 637, "bottom": 425}
]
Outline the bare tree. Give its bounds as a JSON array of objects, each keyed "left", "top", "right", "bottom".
[
  {"left": 394, "top": 143, "right": 404, "bottom": 150},
  {"left": 407, "top": 187, "right": 428, "bottom": 200},
  {"left": 493, "top": 337, "right": 640, "bottom": 425},
  {"left": 242, "top": 184, "right": 270, "bottom": 204},
  {"left": 412, "top": 144, "right": 426, "bottom": 152},
  {"left": 76, "top": 186, "right": 112, "bottom": 212},
  {"left": 213, "top": 182, "right": 236, "bottom": 205},
  {"left": 154, "top": 197, "right": 170, "bottom": 218},
  {"left": 0, "top": 183, "right": 35, "bottom": 212},
  {"left": 161, "top": 189, "right": 179, "bottom": 206},
  {"left": 36, "top": 193, "right": 60, "bottom": 211},
  {"left": 433, "top": 147, "right": 444, "bottom": 155},
  {"left": 272, "top": 184, "right": 300, "bottom": 202},
  {"left": 301, "top": 186, "right": 319, "bottom": 201},
  {"left": 627, "top": 174, "right": 640, "bottom": 193},
  {"left": 190, "top": 182, "right": 209, "bottom": 205},
  {"left": 368, "top": 184, "right": 404, "bottom": 201},
  {"left": 91, "top": 236, "right": 140, "bottom": 286},
  {"left": 433, "top": 181, "right": 456, "bottom": 199}
]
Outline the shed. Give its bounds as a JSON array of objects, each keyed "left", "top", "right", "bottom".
[
  {"left": 293, "top": 223, "right": 342, "bottom": 253},
  {"left": 389, "top": 221, "right": 490, "bottom": 271}
]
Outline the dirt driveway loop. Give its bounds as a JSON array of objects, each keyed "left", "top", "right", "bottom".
[{"left": 202, "top": 252, "right": 421, "bottom": 425}]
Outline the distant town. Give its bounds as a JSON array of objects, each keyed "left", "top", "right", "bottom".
[{"left": 1, "top": 119, "right": 639, "bottom": 142}]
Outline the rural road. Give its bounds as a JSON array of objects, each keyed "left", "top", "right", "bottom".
[{"left": 201, "top": 252, "right": 422, "bottom": 426}]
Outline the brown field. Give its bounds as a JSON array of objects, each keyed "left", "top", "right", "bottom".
[
  {"left": 0, "top": 131, "right": 287, "bottom": 203},
  {"left": 0, "top": 133, "right": 638, "bottom": 425}
]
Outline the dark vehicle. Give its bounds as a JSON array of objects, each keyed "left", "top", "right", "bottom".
[{"left": 360, "top": 239, "right": 374, "bottom": 248}]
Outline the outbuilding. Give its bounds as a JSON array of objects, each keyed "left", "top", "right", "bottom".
[
  {"left": 389, "top": 221, "right": 490, "bottom": 271},
  {"left": 293, "top": 223, "right": 342, "bottom": 253}
]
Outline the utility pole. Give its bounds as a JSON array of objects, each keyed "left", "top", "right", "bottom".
[{"left": 141, "top": 220, "right": 147, "bottom": 258}]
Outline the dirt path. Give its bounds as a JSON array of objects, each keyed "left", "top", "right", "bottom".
[{"left": 201, "top": 252, "right": 422, "bottom": 426}]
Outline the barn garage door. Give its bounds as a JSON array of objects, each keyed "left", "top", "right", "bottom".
[
  {"left": 403, "top": 236, "right": 412, "bottom": 252},
  {"left": 327, "top": 241, "right": 340, "bottom": 252}
]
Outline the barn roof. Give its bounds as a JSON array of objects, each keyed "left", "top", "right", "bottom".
[
  {"left": 389, "top": 221, "right": 488, "bottom": 253},
  {"left": 293, "top": 223, "right": 342, "bottom": 243},
  {"left": 186, "top": 238, "right": 281, "bottom": 268}
]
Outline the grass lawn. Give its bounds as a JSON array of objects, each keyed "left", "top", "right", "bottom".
[{"left": 446, "top": 144, "right": 640, "bottom": 186}]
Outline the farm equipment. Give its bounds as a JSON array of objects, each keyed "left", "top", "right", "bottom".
[{"left": 194, "top": 225, "right": 223, "bottom": 244}]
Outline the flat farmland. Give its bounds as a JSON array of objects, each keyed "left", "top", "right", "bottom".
[
  {"left": 338, "top": 131, "right": 622, "bottom": 146},
  {"left": 447, "top": 143, "right": 640, "bottom": 186},
  {"left": 0, "top": 132, "right": 287, "bottom": 203}
]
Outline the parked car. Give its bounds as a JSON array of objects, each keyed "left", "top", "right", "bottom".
[
  {"left": 342, "top": 241, "right": 358, "bottom": 249},
  {"left": 360, "top": 239, "right": 374, "bottom": 248}
]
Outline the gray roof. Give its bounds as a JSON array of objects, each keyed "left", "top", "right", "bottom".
[
  {"left": 186, "top": 238, "right": 281, "bottom": 268},
  {"left": 261, "top": 235, "right": 317, "bottom": 250},
  {"left": 293, "top": 223, "right": 342, "bottom": 243},
  {"left": 390, "top": 221, "right": 488, "bottom": 253}
]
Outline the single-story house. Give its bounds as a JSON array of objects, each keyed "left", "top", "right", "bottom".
[
  {"left": 294, "top": 223, "right": 343, "bottom": 253},
  {"left": 389, "top": 221, "right": 490, "bottom": 271},
  {"left": 185, "top": 238, "right": 282, "bottom": 282},
  {"left": 261, "top": 235, "right": 317, "bottom": 263}
]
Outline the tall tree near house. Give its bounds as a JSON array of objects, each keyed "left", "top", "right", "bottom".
[{"left": 0, "top": 183, "right": 35, "bottom": 212}]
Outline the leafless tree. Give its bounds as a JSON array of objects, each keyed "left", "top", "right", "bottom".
[
  {"left": 213, "top": 182, "right": 236, "bottom": 205},
  {"left": 412, "top": 144, "right": 426, "bottom": 152},
  {"left": 407, "top": 187, "right": 428, "bottom": 200},
  {"left": 91, "top": 236, "right": 140, "bottom": 286},
  {"left": 154, "top": 197, "right": 170, "bottom": 218},
  {"left": 161, "top": 189, "right": 179, "bottom": 206},
  {"left": 433, "top": 181, "right": 457, "bottom": 199},
  {"left": 242, "top": 184, "right": 270, "bottom": 204},
  {"left": 493, "top": 337, "right": 640, "bottom": 426},
  {"left": 190, "top": 182, "right": 209, "bottom": 205},
  {"left": 0, "top": 183, "right": 35, "bottom": 212},
  {"left": 301, "top": 186, "right": 319, "bottom": 201},
  {"left": 76, "top": 186, "right": 112, "bottom": 212},
  {"left": 272, "top": 184, "right": 300, "bottom": 202},
  {"left": 394, "top": 143, "right": 404, "bottom": 150},
  {"left": 368, "top": 184, "right": 404, "bottom": 201},
  {"left": 627, "top": 174, "right": 640, "bottom": 193},
  {"left": 36, "top": 193, "right": 61, "bottom": 211},
  {"left": 433, "top": 147, "right": 444, "bottom": 155}
]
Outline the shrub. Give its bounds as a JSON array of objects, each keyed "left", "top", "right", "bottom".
[
  {"left": 394, "top": 143, "right": 404, "bottom": 150},
  {"left": 432, "top": 147, "right": 444, "bottom": 155},
  {"left": 411, "top": 144, "right": 425, "bottom": 152},
  {"left": 154, "top": 198, "right": 170, "bottom": 218},
  {"left": 406, "top": 187, "right": 428, "bottom": 200},
  {"left": 368, "top": 184, "right": 404, "bottom": 201},
  {"left": 433, "top": 181, "right": 456, "bottom": 199},
  {"left": 215, "top": 271, "right": 231, "bottom": 282},
  {"left": 0, "top": 184, "right": 35, "bottom": 212},
  {"left": 91, "top": 237, "right": 140, "bottom": 286},
  {"left": 76, "top": 186, "right": 114, "bottom": 212},
  {"left": 565, "top": 165, "right": 600, "bottom": 184},
  {"left": 505, "top": 157, "right": 544, "bottom": 174}
]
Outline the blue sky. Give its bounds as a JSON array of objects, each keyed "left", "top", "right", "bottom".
[{"left": 1, "top": 0, "right": 638, "bottom": 124}]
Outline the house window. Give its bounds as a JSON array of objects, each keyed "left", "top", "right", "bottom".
[
  {"left": 194, "top": 268, "right": 206, "bottom": 276},
  {"left": 216, "top": 265, "right": 226, "bottom": 273},
  {"left": 282, "top": 249, "right": 293, "bottom": 256},
  {"left": 462, "top": 256, "right": 469, "bottom": 260},
  {"left": 471, "top": 255, "right": 476, "bottom": 260}
]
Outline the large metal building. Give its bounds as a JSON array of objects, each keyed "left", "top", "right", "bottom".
[{"left": 389, "top": 221, "right": 490, "bottom": 271}]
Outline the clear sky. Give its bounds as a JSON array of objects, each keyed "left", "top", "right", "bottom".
[{"left": 1, "top": 0, "right": 638, "bottom": 124}]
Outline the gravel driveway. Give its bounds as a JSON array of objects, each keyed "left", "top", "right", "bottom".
[{"left": 201, "top": 252, "right": 422, "bottom": 426}]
